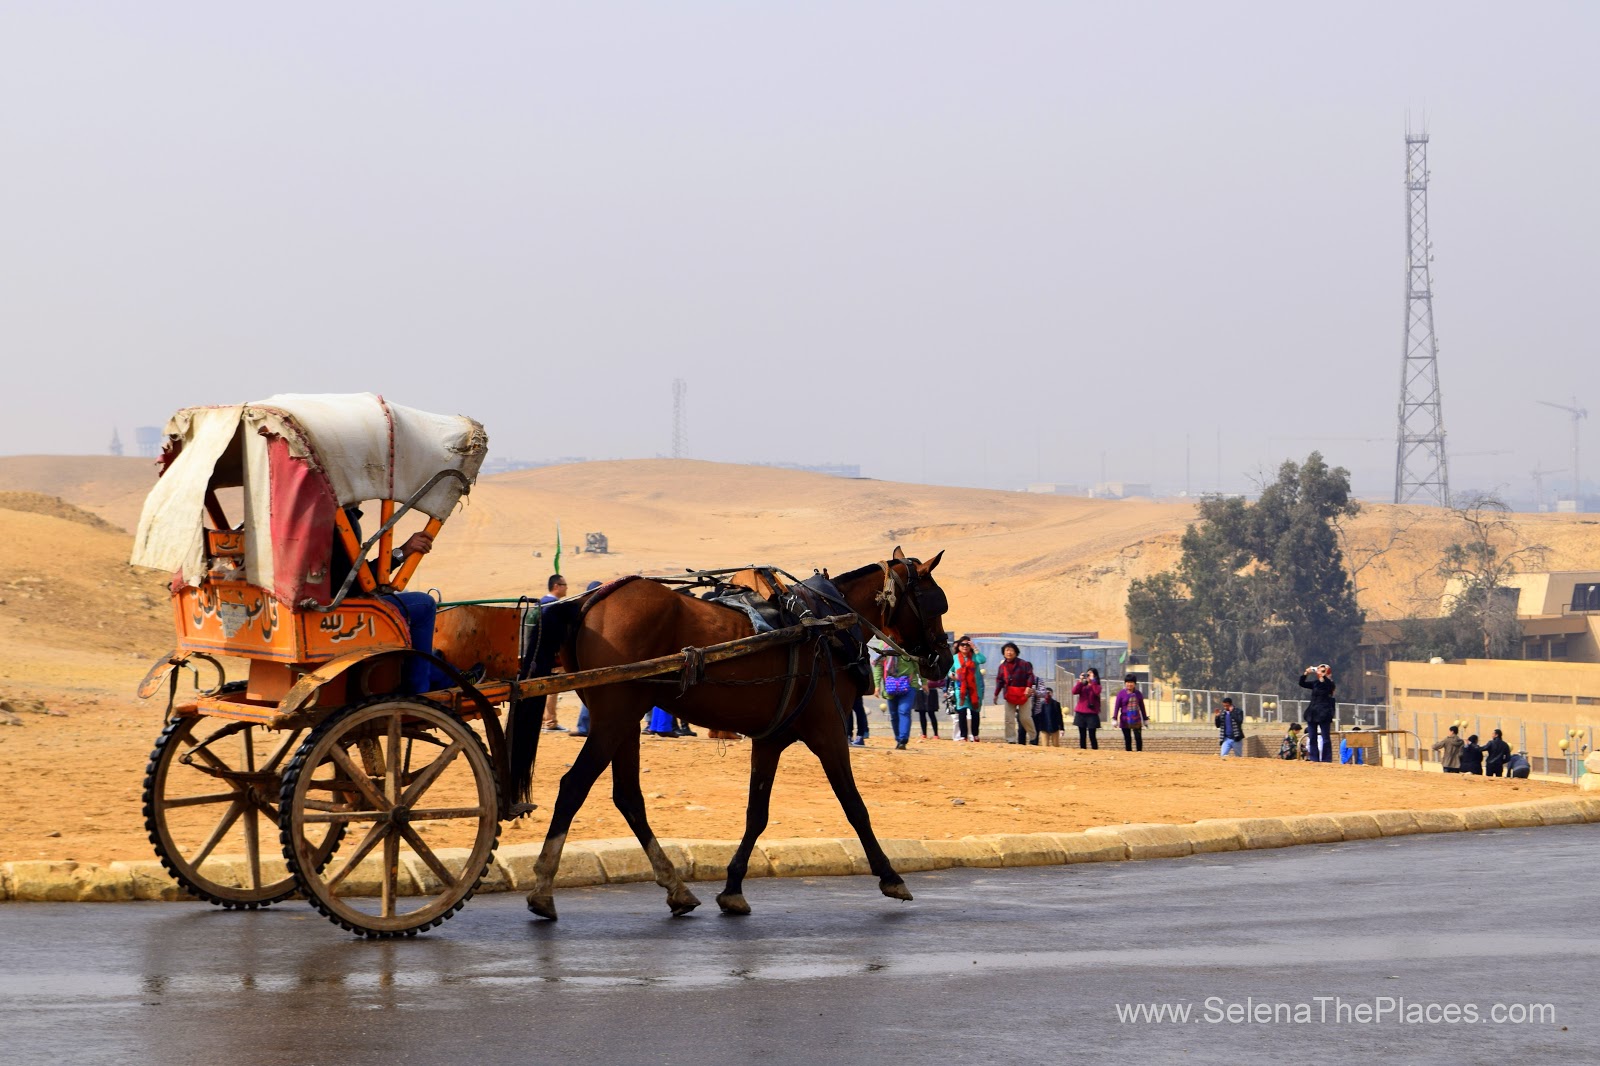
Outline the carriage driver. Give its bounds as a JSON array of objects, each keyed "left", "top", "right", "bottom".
[{"left": 332, "top": 506, "right": 453, "bottom": 693}]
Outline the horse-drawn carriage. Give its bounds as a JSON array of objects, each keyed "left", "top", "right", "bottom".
[{"left": 131, "top": 394, "right": 952, "bottom": 937}]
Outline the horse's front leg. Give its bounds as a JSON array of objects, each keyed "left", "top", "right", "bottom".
[
  {"left": 717, "top": 736, "right": 789, "bottom": 915},
  {"left": 799, "top": 711, "right": 911, "bottom": 902},
  {"left": 526, "top": 729, "right": 617, "bottom": 920},
  {"left": 609, "top": 727, "right": 700, "bottom": 916}
]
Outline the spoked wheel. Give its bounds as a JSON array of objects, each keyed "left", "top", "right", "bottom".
[
  {"left": 142, "top": 715, "right": 343, "bottom": 907},
  {"left": 278, "top": 698, "right": 500, "bottom": 938}
]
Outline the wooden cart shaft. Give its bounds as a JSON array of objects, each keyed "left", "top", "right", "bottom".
[{"left": 179, "top": 613, "right": 860, "bottom": 729}]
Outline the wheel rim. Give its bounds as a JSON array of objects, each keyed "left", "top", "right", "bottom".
[
  {"left": 143, "top": 716, "right": 341, "bottom": 907},
  {"left": 281, "top": 699, "right": 499, "bottom": 936}
]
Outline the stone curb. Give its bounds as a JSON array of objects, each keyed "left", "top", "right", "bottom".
[{"left": 4, "top": 798, "right": 1595, "bottom": 902}]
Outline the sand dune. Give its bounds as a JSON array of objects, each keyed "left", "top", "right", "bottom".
[
  {"left": 0, "top": 455, "right": 156, "bottom": 533},
  {"left": 3, "top": 455, "right": 1597, "bottom": 642}
]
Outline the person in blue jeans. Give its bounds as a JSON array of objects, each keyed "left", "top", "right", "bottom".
[
  {"left": 873, "top": 650, "right": 923, "bottom": 751},
  {"left": 1213, "top": 697, "right": 1245, "bottom": 757}
]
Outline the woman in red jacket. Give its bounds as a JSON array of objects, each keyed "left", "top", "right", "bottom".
[{"left": 993, "top": 642, "right": 1038, "bottom": 745}]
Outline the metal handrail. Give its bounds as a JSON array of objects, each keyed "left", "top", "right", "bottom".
[{"left": 302, "top": 468, "right": 473, "bottom": 612}]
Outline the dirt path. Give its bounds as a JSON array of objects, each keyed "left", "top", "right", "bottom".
[{"left": 0, "top": 681, "right": 1571, "bottom": 865}]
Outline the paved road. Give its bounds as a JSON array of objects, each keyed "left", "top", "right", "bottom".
[{"left": 4, "top": 825, "right": 1597, "bottom": 1066}]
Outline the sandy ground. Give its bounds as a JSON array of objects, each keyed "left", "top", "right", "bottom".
[
  {"left": 0, "top": 455, "right": 1589, "bottom": 867},
  {"left": 0, "top": 679, "right": 1572, "bottom": 865}
]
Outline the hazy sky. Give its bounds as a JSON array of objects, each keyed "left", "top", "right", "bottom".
[{"left": 3, "top": 2, "right": 1596, "bottom": 500}]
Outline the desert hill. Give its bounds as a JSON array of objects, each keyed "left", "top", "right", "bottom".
[
  {"left": 2, "top": 455, "right": 1597, "bottom": 647},
  {"left": 431, "top": 460, "right": 1197, "bottom": 637},
  {"left": 432, "top": 462, "right": 1600, "bottom": 635},
  {"left": 0, "top": 502, "right": 172, "bottom": 695},
  {"left": 0, "top": 455, "right": 156, "bottom": 533}
]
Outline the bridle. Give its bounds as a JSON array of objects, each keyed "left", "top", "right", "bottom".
[{"left": 872, "top": 557, "right": 951, "bottom": 676}]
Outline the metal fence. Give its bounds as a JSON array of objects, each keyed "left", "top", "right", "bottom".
[
  {"left": 1133, "top": 683, "right": 1589, "bottom": 781},
  {"left": 1140, "top": 681, "right": 1387, "bottom": 730},
  {"left": 1384, "top": 706, "right": 1593, "bottom": 783}
]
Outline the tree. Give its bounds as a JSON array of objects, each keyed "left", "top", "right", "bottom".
[
  {"left": 1436, "top": 494, "right": 1548, "bottom": 658},
  {"left": 1127, "top": 453, "right": 1365, "bottom": 692}
]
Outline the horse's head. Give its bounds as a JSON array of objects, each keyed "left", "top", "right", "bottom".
[{"left": 876, "top": 547, "right": 953, "bottom": 679}]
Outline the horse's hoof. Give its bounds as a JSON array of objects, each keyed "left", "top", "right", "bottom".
[
  {"left": 716, "top": 892, "right": 751, "bottom": 916},
  {"left": 527, "top": 893, "right": 558, "bottom": 920},
  {"left": 668, "top": 888, "right": 702, "bottom": 917},
  {"left": 880, "top": 880, "right": 913, "bottom": 902}
]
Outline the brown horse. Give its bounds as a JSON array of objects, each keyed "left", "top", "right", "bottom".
[{"left": 512, "top": 548, "right": 952, "bottom": 920}]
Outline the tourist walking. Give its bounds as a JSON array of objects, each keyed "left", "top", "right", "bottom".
[
  {"left": 915, "top": 680, "right": 943, "bottom": 740},
  {"left": 874, "top": 648, "right": 922, "bottom": 751},
  {"left": 1034, "top": 686, "right": 1064, "bottom": 746},
  {"left": 1484, "top": 729, "right": 1512, "bottom": 777},
  {"left": 848, "top": 693, "right": 869, "bottom": 747},
  {"left": 994, "top": 642, "right": 1038, "bottom": 745},
  {"left": 1071, "top": 668, "right": 1102, "bottom": 750},
  {"left": 1113, "top": 675, "right": 1148, "bottom": 752},
  {"left": 948, "top": 636, "right": 986, "bottom": 742},
  {"left": 1433, "top": 724, "right": 1465, "bottom": 773},
  {"left": 1213, "top": 697, "right": 1245, "bottom": 758},
  {"left": 1298, "top": 664, "right": 1336, "bottom": 762},
  {"left": 1461, "top": 734, "right": 1484, "bottom": 775}
]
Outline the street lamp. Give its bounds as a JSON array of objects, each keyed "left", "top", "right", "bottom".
[{"left": 1561, "top": 729, "right": 1589, "bottom": 783}]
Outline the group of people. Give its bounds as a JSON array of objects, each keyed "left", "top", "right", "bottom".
[
  {"left": 867, "top": 638, "right": 1151, "bottom": 751},
  {"left": 1430, "top": 725, "right": 1529, "bottom": 778}
]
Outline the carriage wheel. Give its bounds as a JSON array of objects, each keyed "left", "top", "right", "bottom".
[
  {"left": 278, "top": 698, "right": 499, "bottom": 938},
  {"left": 142, "top": 715, "right": 343, "bottom": 908}
]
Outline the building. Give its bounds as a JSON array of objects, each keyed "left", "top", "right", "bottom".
[
  {"left": 1091, "top": 482, "right": 1152, "bottom": 500},
  {"left": 1387, "top": 658, "right": 1599, "bottom": 777},
  {"left": 1351, "top": 571, "right": 1600, "bottom": 703}
]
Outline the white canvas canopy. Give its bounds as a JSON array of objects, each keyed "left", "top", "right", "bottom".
[{"left": 130, "top": 393, "right": 488, "bottom": 605}]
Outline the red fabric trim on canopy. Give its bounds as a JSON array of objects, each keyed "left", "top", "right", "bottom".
[{"left": 267, "top": 434, "right": 338, "bottom": 605}]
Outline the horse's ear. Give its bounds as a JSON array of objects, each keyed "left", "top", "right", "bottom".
[
  {"left": 922, "top": 549, "right": 944, "bottom": 573},
  {"left": 892, "top": 545, "right": 906, "bottom": 561}
]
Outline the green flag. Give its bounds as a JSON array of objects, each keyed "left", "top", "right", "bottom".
[{"left": 553, "top": 521, "right": 562, "bottom": 577}]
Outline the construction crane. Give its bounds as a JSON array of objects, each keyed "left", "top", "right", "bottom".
[
  {"left": 1531, "top": 465, "right": 1566, "bottom": 513},
  {"left": 1537, "top": 397, "right": 1587, "bottom": 506}
]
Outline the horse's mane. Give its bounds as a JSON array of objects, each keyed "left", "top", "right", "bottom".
[
  {"left": 831, "top": 562, "right": 881, "bottom": 583},
  {"left": 833, "top": 557, "right": 917, "bottom": 584}
]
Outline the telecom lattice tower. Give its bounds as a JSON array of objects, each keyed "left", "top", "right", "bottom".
[
  {"left": 1393, "top": 129, "right": 1451, "bottom": 506},
  {"left": 671, "top": 378, "right": 687, "bottom": 459}
]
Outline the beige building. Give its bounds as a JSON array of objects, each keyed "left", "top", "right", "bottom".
[
  {"left": 1387, "top": 659, "right": 1599, "bottom": 776},
  {"left": 1389, "top": 659, "right": 1600, "bottom": 730}
]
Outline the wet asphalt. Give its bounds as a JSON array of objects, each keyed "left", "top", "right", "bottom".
[{"left": 3, "top": 825, "right": 1597, "bottom": 1066}]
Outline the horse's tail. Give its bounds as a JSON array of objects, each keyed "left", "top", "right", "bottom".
[{"left": 508, "top": 598, "right": 584, "bottom": 807}]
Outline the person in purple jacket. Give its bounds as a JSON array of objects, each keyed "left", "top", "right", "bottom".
[{"left": 1113, "top": 674, "right": 1149, "bottom": 752}]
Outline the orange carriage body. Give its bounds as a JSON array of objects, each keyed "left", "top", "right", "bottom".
[{"left": 132, "top": 395, "right": 500, "bottom": 725}]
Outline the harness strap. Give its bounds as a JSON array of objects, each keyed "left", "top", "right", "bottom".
[{"left": 679, "top": 645, "right": 707, "bottom": 694}]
